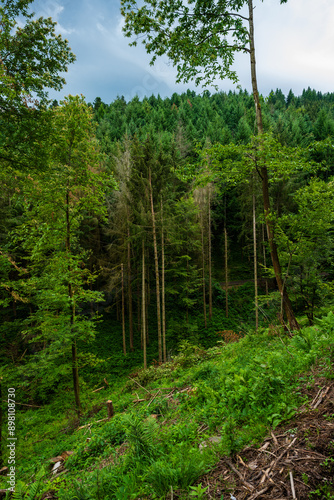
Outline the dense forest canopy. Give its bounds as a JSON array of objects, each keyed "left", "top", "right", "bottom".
[{"left": 1, "top": 85, "right": 334, "bottom": 404}]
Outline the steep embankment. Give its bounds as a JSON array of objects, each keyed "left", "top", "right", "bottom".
[{"left": 1, "top": 317, "right": 334, "bottom": 499}]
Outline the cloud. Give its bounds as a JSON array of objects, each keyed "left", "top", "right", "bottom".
[{"left": 46, "top": 0, "right": 334, "bottom": 103}]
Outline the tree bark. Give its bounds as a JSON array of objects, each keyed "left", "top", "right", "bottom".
[
  {"left": 248, "top": 0, "right": 299, "bottom": 330},
  {"left": 121, "top": 263, "right": 126, "bottom": 355},
  {"left": 106, "top": 400, "right": 114, "bottom": 420},
  {"left": 127, "top": 220, "right": 134, "bottom": 351},
  {"left": 148, "top": 168, "right": 162, "bottom": 362},
  {"left": 161, "top": 199, "right": 166, "bottom": 363},
  {"left": 253, "top": 184, "right": 258, "bottom": 331},
  {"left": 262, "top": 224, "right": 269, "bottom": 298},
  {"left": 0, "top": 378, "right": 2, "bottom": 467},
  {"left": 66, "top": 187, "right": 81, "bottom": 414},
  {"left": 142, "top": 240, "right": 147, "bottom": 369},
  {"left": 201, "top": 220, "right": 207, "bottom": 328},
  {"left": 71, "top": 339, "right": 81, "bottom": 413},
  {"left": 224, "top": 225, "right": 229, "bottom": 318},
  {"left": 208, "top": 187, "right": 213, "bottom": 321},
  {"left": 224, "top": 194, "right": 229, "bottom": 318}
]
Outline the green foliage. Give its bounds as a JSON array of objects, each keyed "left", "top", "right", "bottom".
[
  {"left": 124, "top": 414, "right": 159, "bottom": 463},
  {"left": 2, "top": 311, "right": 334, "bottom": 498},
  {"left": 189, "top": 483, "right": 209, "bottom": 499},
  {"left": 146, "top": 447, "right": 209, "bottom": 496},
  {"left": 121, "top": 0, "right": 250, "bottom": 88},
  {"left": 0, "top": 0, "right": 75, "bottom": 170},
  {"left": 11, "top": 467, "right": 46, "bottom": 500}
]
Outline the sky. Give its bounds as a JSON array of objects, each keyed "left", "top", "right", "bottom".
[{"left": 31, "top": 0, "right": 334, "bottom": 104}]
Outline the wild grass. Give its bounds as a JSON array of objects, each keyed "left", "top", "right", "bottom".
[{"left": 1, "top": 311, "right": 334, "bottom": 499}]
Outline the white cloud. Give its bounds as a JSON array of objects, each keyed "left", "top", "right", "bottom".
[{"left": 47, "top": 0, "right": 334, "bottom": 103}]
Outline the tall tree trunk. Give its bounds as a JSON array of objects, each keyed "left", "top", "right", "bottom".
[
  {"left": 127, "top": 220, "right": 134, "bottom": 351},
  {"left": 262, "top": 224, "right": 269, "bottom": 299},
  {"left": 161, "top": 200, "right": 166, "bottom": 363},
  {"left": 0, "top": 377, "right": 2, "bottom": 467},
  {"left": 66, "top": 188, "right": 81, "bottom": 414},
  {"left": 253, "top": 184, "right": 258, "bottom": 331},
  {"left": 148, "top": 168, "right": 162, "bottom": 362},
  {"left": 208, "top": 187, "right": 213, "bottom": 321},
  {"left": 71, "top": 339, "right": 80, "bottom": 413},
  {"left": 146, "top": 246, "right": 149, "bottom": 345},
  {"left": 142, "top": 240, "right": 147, "bottom": 369},
  {"left": 224, "top": 194, "right": 229, "bottom": 318},
  {"left": 248, "top": 0, "right": 299, "bottom": 330},
  {"left": 201, "top": 219, "right": 207, "bottom": 329},
  {"left": 137, "top": 271, "right": 141, "bottom": 339},
  {"left": 224, "top": 225, "right": 229, "bottom": 318},
  {"left": 121, "top": 263, "right": 126, "bottom": 355},
  {"left": 186, "top": 257, "right": 189, "bottom": 324}
]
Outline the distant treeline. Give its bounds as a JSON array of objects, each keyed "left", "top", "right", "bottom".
[{"left": 86, "top": 87, "right": 334, "bottom": 149}]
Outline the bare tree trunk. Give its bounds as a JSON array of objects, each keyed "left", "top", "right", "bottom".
[
  {"left": 186, "top": 258, "right": 189, "bottom": 324},
  {"left": 137, "top": 271, "right": 141, "bottom": 344},
  {"left": 66, "top": 187, "right": 81, "bottom": 414},
  {"left": 121, "top": 263, "right": 126, "bottom": 355},
  {"left": 0, "top": 377, "right": 2, "bottom": 467},
  {"left": 71, "top": 339, "right": 80, "bottom": 413},
  {"left": 142, "top": 240, "right": 147, "bottom": 369},
  {"left": 224, "top": 194, "right": 229, "bottom": 318},
  {"left": 116, "top": 291, "right": 120, "bottom": 322},
  {"left": 253, "top": 185, "right": 258, "bottom": 331},
  {"left": 127, "top": 222, "right": 134, "bottom": 351},
  {"left": 224, "top": 225, "right": 229, "bottom": 318},
  {"left": 262, "top": 224, "right": 269, "bottom": 298},
  {"left": 161, "top": 200, "right": 166, "bottom": 363},
  {"left": 149, "top": 168, "right": 162, "bottom": 362},
  {"left": 146, "top": 247, "right": 149, "bottom": 345},
  {"left": 248, "top": 0, "right": 299, "bottom": 330},
  {"left": 208, "top": 188, "right": 213, "bottom": 321},
  {"left": 201, "top": 221, "right": 207, "bottom": 329}
]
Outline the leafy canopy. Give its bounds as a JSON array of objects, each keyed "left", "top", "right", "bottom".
[
  {"left": 121, "top": 0, "right": 287, "bottom": 88},
  {"left": 0, "top": 0, "right": 75, "bottom": 109}
]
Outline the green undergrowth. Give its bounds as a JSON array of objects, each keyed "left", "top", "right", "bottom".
[{"left": 2, "top": 312, "right": 334, "bottom": 499}]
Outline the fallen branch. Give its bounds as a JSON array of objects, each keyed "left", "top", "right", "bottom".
[
  {"left": 289, "top": 471, "right": 296, "bottom": 500},
  {"left": 76, "top": 418, "right": 108, "bottom": 430},
  {"left": 147, "top": 389, "right": 161, "bottom": 407},
  {"left": 224, "top": 458, "right": 254, "bottom": 491},
  {"left": 248, "top": 486, "right": 270, "bottom": 500},
  {"left": 273, "top": 437, "right": 298, "bottom": 465},
  {"left": 312, "top": 386, "right": 330, "bottom": 409},
  {"left": 92, "top": 386, "right": 105, "bottom": 393},
  {"left": 259, "top": 467, "right": 274, "bottom": 485},
  {"left": 2, "top": 399, "right": 41, "bottom": 408},
  {"left": 271, "top": 431, "right": 278, "bottom": 446},
  {"left": 128, "top": 377, "right": 154, "bottom": 396}
]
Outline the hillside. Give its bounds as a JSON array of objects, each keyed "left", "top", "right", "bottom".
[{"left": 1, "top": 315, "right": 333, "bottom": 499}]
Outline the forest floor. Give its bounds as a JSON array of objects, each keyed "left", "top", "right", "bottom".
[
  {"left": 1, "top": 318, "right": 334, "bottom": 499},
  {"left": 187, "top": 376, "right": 334, "bottom": 500}
]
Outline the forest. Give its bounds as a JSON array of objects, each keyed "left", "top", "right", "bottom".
[{"left": 1, "top": 0, "right": 334, "bottom": 499}]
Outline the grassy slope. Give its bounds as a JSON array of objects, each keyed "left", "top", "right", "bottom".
[{"left": 2, "top": 313, "right": 334, "bottom": 499}]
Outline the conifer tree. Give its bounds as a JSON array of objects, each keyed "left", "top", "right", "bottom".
[{"left": 121, "top": 0, "right": 300, "bottom": 330}]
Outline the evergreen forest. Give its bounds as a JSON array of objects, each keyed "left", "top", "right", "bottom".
[{"left": 1, "top": 1, "right": 334, "bottom": 499}]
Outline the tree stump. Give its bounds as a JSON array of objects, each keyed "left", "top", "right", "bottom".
[{"left": 106, "top": 400, "right": 114, "bottom": 420}]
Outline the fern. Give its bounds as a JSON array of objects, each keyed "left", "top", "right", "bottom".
[
  {"left": 124, "top": 414, "right": 159, "bottom": 462},
  {"left": 12, "top": 467, "right": 46, "bottom": 500}
]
